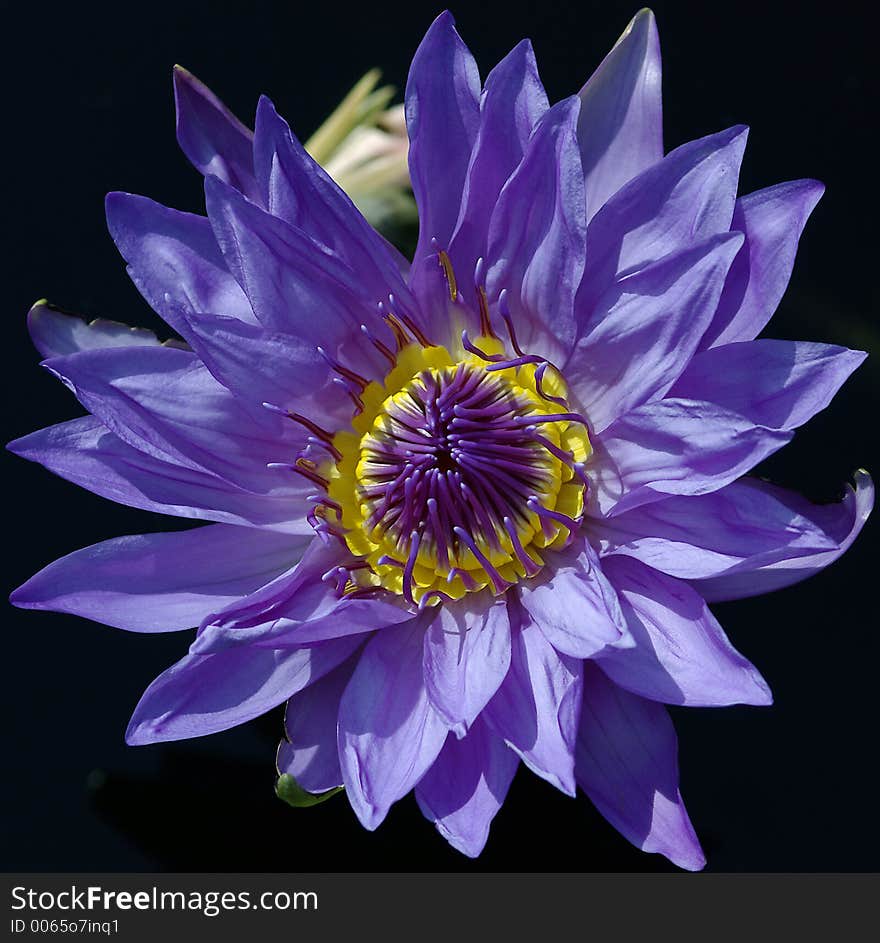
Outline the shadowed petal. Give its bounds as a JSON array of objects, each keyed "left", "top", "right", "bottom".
[
  {"left": 416, "top": 717, "right": 518, "bottom": 858},
  {"left": 692, "top": 470, "right": 874, "bottom": 601},
  {"left": 483, "top": 603, "right": 582, "bottom": 796},
  {"left": 338, "top": 613, "right": 449, "bottom": 829},
  {"left": 486, "top": 97, "right": 586, "bottom": 362},
  {"left": 700, "top": 180, "right": 825, "bottom": 349},
  {"left": 597, "top": 556, "right": 772, "bottom": 706},
  {"left": 173, "top": 65, "right": 260, "bottom": 201},
  {"left": 577, "top": 8, "right": 663, "bottom": 224},
  {"left": 567, "top": 233, "right": 742, "bottom": 432},
  {"left": 669, "top": 339, "right": 865, "bottom": 431},
  {"left": 9, "top": 524, "right": 307, "bottom": 632},
  {"left": 423, "top": 598, "right": 512, "bottom": 736},
  {"left": 105, "top": 191, "right": 255, "bottom": 334},
  {"left": 126, "top": 635, "right": 362, "bottom": 744},
  {"left": 517, "top": 536, "right": 629, "bottom": 659},
  {"left": 577, "top": 663, "right": 706, "bottom": 871}
]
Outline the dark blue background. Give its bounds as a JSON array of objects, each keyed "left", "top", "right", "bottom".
[{"left": 2, "top": 0, "right": 877, "bottom": 871}]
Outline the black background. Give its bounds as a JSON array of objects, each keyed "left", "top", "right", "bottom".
[{"left": 2, "top": 0, "right": 877, "bottom": 872}]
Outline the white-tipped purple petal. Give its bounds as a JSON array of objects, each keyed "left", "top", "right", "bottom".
[
  {"left": 278, "top": 654, "right": 360, "bottom": 793},
  {"left": 669, "top": 339, "right": 866, "bottom": 431},
  {"left": 567, "top": 233, "right": 742, "bottom": 432},
  {"left": 517, "top": 536, "right": 629, "bottom": 659},
  {"left": 27, "top": 301, "right": 177, "bottom": 358},
  {"left": 126, "top": 635, "right": 362, "bottom": 744},
  {"left": 448, "top": 39, "right": 549, "bottom": 299},
  {"left": 338, "top": 614, "right": 449, "bottom": 830},
  {"left": 486, "top": 97, "right": 586, "bottom": 362},
  {"left": 483, "top": 604, "right": 582, "bottom": 796},
  {"left": 700, "top": 179, "right": 825, "bottom": 349},
  {"left": 415, "top": 717, "right": 518, "bottom": 858},
  {"left": 405, "top": 11, "right": 480, "bottom": 302},
  {"left": 105, "top": 191, "right": 255, "bottom": 333},
  {"left": 590, "top": 477, "right": 842, "bottom": 579},
  {"left": 577, "top": 8, "right": 663, "bottom": 224},
  {"left": 9, "top": 524, "right": 307, "bottom": 633},
  {"left": 7, "top": 416, "right": 310, "bottom": 533},
  {"left": 692, "top": 470, "right": 874, "bottom": 601},
  {"left": 172, "top": 65, "right": 259, "bottom": 201},
  {"left": 423, "top": 598, "right": 512, "bottom": 736},
  {"left": 577, "top": 663, "right": 706, "bottom": 871},
  {"left": 589, "top": 398, "right": 792, "bottom": 517},
  {"left": 597, "top": 556, "right": 772, "bottom": 707},
  {"left": 577, "top": 125, "right": 748, "bottom": 320}
]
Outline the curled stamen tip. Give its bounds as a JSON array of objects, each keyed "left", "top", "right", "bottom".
[
  {"left": 474, "top": 256, "right": 485, "bottom": 285},
  {"left": 262, "top": 401, "right": 288, "bottom": 416},
  {"left": 430, "top": 236, "right": 441, "bottom": 250}
]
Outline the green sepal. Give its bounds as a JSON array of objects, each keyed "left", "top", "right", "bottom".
[{"left": 275, "top": 773, "right": 343, "bottom": 808}]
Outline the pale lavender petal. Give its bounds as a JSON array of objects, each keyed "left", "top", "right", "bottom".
[
  {"left": 126, "top": 635, "right": 362, "bottom": 744},
  {"left": 406, "top": 11, "right": 480, "bottom": 303},
  {"left": 27, "top": 301, "right": 176, "bottom": 358},
  {"left": 577, "top": 126, "right": 748, "bottom": 321},
  {"left": 277, "top": 654, "right": 359, "bottom": 793},
  {"left": 597, "top": 556, "right": 772, "bottom": 706},
  {"left": 448, "top": 39, "right": 549, "bottom": 303},
  {"left": 105, "top": 191, "right": 255, "bottom": 333},
  {"left": 486, "top": 97, "right": 586, "bottom": 361},
  {"left": 590, "top": 477, "right": 841, "bottom": 579},
  {"left": 693, "top": 470, "right": 874, "bottom": 601},
  {"left": 9, "top": 524, "right": 306, "bottom": 632},
  {"left": 173, "top": 65, "right": 260, "bottom": 202},
  {"left": 423, "top": 598, "right": 512, "bottom": 735},
  {"left": 669, "top": 339, "right": 866, "bottom": 431},
  {"left": 415, "top": 717, "right": 518, "bottom": 858},
  {"left": 7, "top": 416, "right": 310, "bottom": 533},
  {"left": 567, "top": 233, "right": 742, "bottom": 432},
  {"left": 577, "top": 8, "right": 663, "bottom": 223},
  {"left": 589, "top": 398, "right": 792, "bottom": 517},
  {"left": 483, "top": 607, "right": 582, "bottom": 796},
  {"left": 577, "top": 663, "right": 706, "bottom": 871},
  {"left": 338, "top": 614, "right": 449, "bottom": 829},
  {"left": 516, "top": 536, "right": 629, "bottom": 659},
  {"left": 700, "top": 179, "right": 825, "bottom": 349}
]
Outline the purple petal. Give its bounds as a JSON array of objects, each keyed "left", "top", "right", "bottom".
[
  {"left": 10, "top": 524, "right": 306, "bottom": 633},
  {"left": 8, "top": 416, "right": 310, "bottom": 533},
  {"left": 669, "top": 339, "right": 865, "bottom": 431},
  {"left": 590, "top": 477, "right": 841, "bottom": 579},
  {"left": 405, "top": 11, "right": 480, "bottom": 304},
  {"left": 700, "top": 180, "right": 825, "bottom": 349},
  {"left": 105, "top": 192, "right": 255, "bottom": 334},
  {"left": 447, "top": 39, "right": 549, "bottom": 303},
  {"left": 577, "top": 125, "right": 748, "bottom": 320},
  {"left": 516, "top": 536, "right": 629, "bottom": 659},
  {"left": 422, "top": 598, "right": 512, "bottom": 736},
  {"left": 43, "top": 345, "right": 304, "bottom": 496},
  {"left": 577, "top": 8, "right": 663, "bottom": 223},
  {"left": 126, "top": 635, "right": 362, "bottom": 744},
  {"left": 172, "top": 65, "right": 260, "bottom": 202},
  {"left": 27, "top": 301, "right": 176, "bottom": 359},
  {"left": 577, "top": 663, "right": 706, "bottom": 871},
  {"left": 589, "top": 398, "right": 792, "bottom": 517},
  {"left": 483, "top": 606, "right": 582, "bottom": 796},
  {"left": 338, "top": 613, "right": 449, "bottom": 829},
  {"left": 692, "top": 469, "right": 874, "bottom": 601},
  {"left": 415, "top": 717, "right": 518, "bottom": 858},
  {"left": 486, "top": 97, "right": 586, "bottom": 361},
  {"left": 567, "top": 233, "right": 743, "bottom": 432},
  {"left": 252, "top": 97, "right": 417, "bottom": 317},
  {"left": 277, "top": 654, "right": 359, "bottom": 793},
  {"left": 597, "top": 556, "right": 772, "bottom": 706}
]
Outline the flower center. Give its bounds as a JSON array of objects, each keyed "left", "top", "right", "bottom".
[{"left": 324, "top": 338, "right": 591, "bottom": 605}]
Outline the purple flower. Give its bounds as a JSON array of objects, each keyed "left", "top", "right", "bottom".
[{"left": 9, "top": 9, "right": 872, "bottom": 869}]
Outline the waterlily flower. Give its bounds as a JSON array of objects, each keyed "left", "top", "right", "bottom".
[{"left": 9, "top": 9, "right": 872, "bottom": 869}]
